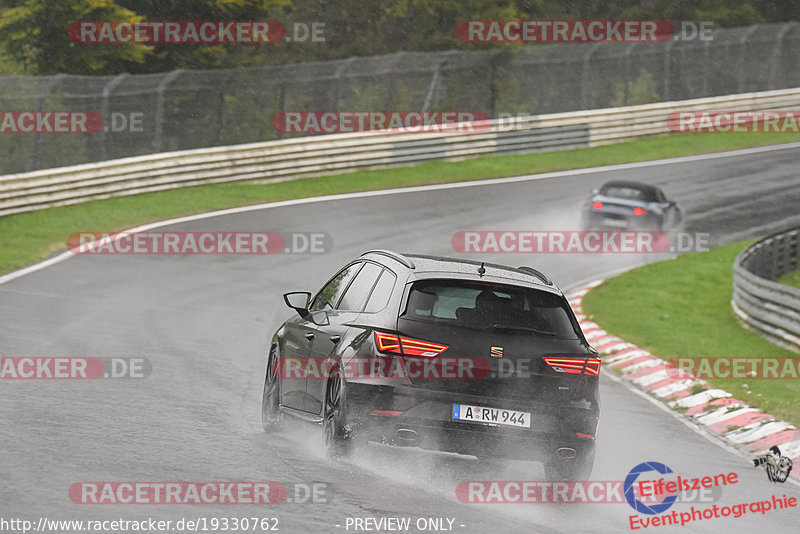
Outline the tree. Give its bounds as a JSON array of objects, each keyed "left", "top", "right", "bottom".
[
  {"left": 0, "top": 0, "right": 152, "bottom": 75},
  {"left": 114, "top": 0, "right": 290, "bottom": 72},
  {"left": 0, "top": 0, "right": 795, "bottom": 75}
]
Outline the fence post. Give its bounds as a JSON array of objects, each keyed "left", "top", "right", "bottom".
[
  {"left": 737, "top": 25, "right": 760, "bottom": 93},
  {"left": 489, "top": 54, "right": 497, "bottom": 118},
  {"left": 623, "top": 43, "right": 637, "bottom": 106},
  {"left": 581, "top": 43, "right": 601, "bottom": 109},
  {"left": 0, "top": 76, "right": 15, "bottom": 174},
  {"left": 153, "top": 70, "right": 182, "bottom": 152},
  {"left": 701, "top": 31, "right": 714, "bottom": 97},
  {"left": 32, "top": 73, "right": 66, "bottom": 171},
  {"left": 332, "top": 56, "right": 357, "bottom": 111},
  {"left": 277, "top": 81, "right": 286, "bottom": 141},
  {"left": 422, "top": 51, "right": 455, "bottom": 112},
  {"left": 768, "top": 23, "right": 798, "bottom": 89},
  {"left": 98, "top": 73, "right": 129, "bottom": 162},
  {"left": 661, "top": 39, "right": 676, "bottom": 101},
  {"left": 213, "top": 68, "right": 239, "bottom": 145}
]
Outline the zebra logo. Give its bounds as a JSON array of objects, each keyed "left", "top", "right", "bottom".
[{"left": 753, "top": 445, "right": 793, "bottom": 483}]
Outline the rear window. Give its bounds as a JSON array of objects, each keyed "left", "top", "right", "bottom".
[
  {"left": 601, "top": 185, "right": 654, "bottom": 201},
  {"left": 402, "top": 280, "right": 579, "bottom": 339}
]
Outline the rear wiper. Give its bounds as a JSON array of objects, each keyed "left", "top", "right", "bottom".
[{"left": 491, "top": 324, "right": 557, "bottom": 336}]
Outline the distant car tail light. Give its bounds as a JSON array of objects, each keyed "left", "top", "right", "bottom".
[
  {"left": 374, "top": 332, "right": 449, "bottom": 357},
  {"left": 633, "top": 207, "right": 649, "bottom": 215},
  {"left": 544, "top": 357, "right": 601, "bottom": 376},
  {"left": 371, "top": 410, "right": 403, "bottom": 416},
  {"left": 593, "top": 201, "right": 603, "bottom": 210}
]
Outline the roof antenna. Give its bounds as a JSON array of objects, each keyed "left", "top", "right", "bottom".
[{"left": 477, "top": 262, "right": 486, "bottom": 277}]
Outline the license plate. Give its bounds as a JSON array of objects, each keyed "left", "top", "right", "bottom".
[
  {"left": 452, "top": 404, "right": 530, "bottom": 428},
  {"left": 602, "top": 218, "right": 628, "bottom": 227}
]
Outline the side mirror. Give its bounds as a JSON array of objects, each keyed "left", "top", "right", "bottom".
[{"left": 283, "top": 291, "right": 311, "bottom": 317}]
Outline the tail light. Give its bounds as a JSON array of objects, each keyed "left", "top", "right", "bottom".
[
  {"left": 374, "top": 332, "right": 449, "bottom": 357},
  {"left": 633, "top": 207, "right": 649, "bottom": 215},
  {"left": 593, "top": 201, "right": 603, "bottom": 210},
  {"left": 544, "top": 357, "right": 601, "bottom": 376},
  {"left": 374, "top": 332, "right": 401, "bottom": 353}
]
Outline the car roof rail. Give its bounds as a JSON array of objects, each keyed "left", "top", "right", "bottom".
[
  {"left": 361, "top": 249, "right": 416, "bottom": 269},
  {"left": 517, "top": 266, "right": 552, "bottom": 285}
]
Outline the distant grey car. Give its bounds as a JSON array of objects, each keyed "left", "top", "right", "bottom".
[{"left": 583, "top": 181, "right": 682, "bottom": 231}]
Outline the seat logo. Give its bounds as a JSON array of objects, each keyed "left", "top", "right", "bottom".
[{"left": 490, "top": 346, "right": 503, "bottom": 358}]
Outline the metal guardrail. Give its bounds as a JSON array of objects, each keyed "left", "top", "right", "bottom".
[
  {"left": 1, "top": 87, "right": 800, "bottom": 218},
  {"left": 733, "top": 227, "right": 800, "bottom": 352}
]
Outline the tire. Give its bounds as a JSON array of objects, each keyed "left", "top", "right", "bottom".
[
  {"left": 322, "top": 368, "right": 353, "bottom": 459},
  {"left": 261, "top": 346, "right": 282, "bottom": 431},
  {"left": 664, "top": 207, "right": 683, "bottom": 230},
  {"left": 544, "top": 447, "right": 595, "bottom": 481}
]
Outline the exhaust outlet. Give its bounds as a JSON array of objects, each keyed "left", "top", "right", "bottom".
[
  {"left": 555, "top": 447, "right": 577, "bottom": 459},
  {"left": 395, "top": 428, "right": 418, "bottom": 445}
]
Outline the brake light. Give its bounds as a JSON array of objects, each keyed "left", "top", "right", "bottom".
[
  {"left": 633, "top": 207, "right": 648, "bottom": 216},
  {"left": 593, "top": 201, "right": 603, "bottom": 210},
  {"left": 374, "top": 332, "right": 449, "bottom": 357},
  {"left": 544, "top": 357, "right": 601, "bottom": 376},
  {"left": 576, "top": 432, "right": 595, "bottom": 439},
  {"left": 375, "top": 332, "right": 401, "bottom": 353}
]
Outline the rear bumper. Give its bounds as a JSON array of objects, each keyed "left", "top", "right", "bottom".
[
  {"left": 584, "top": 211, "right": 662, "bottom": 230},
  {"left": 346, "top": 383, "right": 599, "bottom": 461},
  {"left": 366, "top": 415, "right": 596, "bottom": 461}
]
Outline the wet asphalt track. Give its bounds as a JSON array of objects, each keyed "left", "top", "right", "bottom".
[{"left": 2, "top": 144, "right": 800, "bottom": 533}]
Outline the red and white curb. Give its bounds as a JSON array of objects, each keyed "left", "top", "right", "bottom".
[{"left": 568, "top": 280, "right": 800, "bottom": 481}]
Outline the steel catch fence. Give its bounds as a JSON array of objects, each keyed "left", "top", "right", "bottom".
[{"left": 0, "top": 23, "right": 799, "bottom": 174}]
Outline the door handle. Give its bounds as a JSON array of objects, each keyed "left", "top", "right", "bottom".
[
  {"left": 329, "top": 335, "right": 341, "bottom": 344},
  {"left": 304, "top": 332, "right": 315, "bottom": 341}
]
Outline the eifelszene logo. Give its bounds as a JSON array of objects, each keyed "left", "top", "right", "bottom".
[{"left": 625, "top": 462, "right": 677, "bottom": 515}]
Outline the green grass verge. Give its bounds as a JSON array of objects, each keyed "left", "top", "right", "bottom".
[
  {"left": 582, "top": 241, "right": 800, "bottom": 428},
  {"left": 1, "top": 132, "right": 799, "bottom": 277},
  {"left": 778, "top": 270, "right": 800, "bottom": 291}
]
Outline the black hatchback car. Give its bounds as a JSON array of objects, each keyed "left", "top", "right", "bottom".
[
  {"left": 583, "top": 180, "right": 681, "bottom": 230},
  {"left": 262, "top": 250, "right": 600, "bottom": 480}
]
